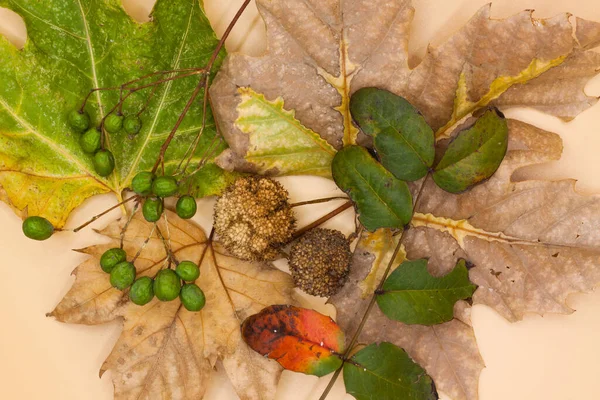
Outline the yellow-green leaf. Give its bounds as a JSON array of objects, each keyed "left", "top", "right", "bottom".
[
  {"left": 235, "top": 87, "right": 337, "bottom": 177},
  {"left": 0, "top": 0, "right": 227, "bottom": 228}
]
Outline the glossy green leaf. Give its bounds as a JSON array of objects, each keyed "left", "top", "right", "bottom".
[
  {"left": 332, "top": 145, "right": 412, "bottom": 231},
  {"left": 433, "top": 109, "right": 508, "bottom": 193},
  {"left": 376, "top": 259, "right": 476, "bottom": 325},
  {"left": 350, "top": 87, "right": 435, "bottom": 181},
  {"left": 343, "top": 342, "right": 438, "bottom": 400},
  {"left": 0, "top": 0, "right": 227, "bottom": 227}
]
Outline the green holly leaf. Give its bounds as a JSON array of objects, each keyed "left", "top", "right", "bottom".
[
  {"left": 343, "top": 342, "right": 438, "bottom": 400},
  {"left": 376, "top": 259, "right": 477, "bottom": 325},
  {"left": 332, "top": 145, "right": 412, "bottom": 231},
  {"left": 0, "top": 0, "right": 228, "bottom": 228},
  {"left": 350, "top": 87, "right": 435, "bottom": 181},
  {"left": 432, "top": 109, "right": 508, "bottom": 193}
]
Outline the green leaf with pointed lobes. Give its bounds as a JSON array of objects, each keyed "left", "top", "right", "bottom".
[{"left": 0, "top": 0, "right": 227, "bottom": 228}]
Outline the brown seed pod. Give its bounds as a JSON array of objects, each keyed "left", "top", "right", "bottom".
[
  {"left": 289, "top": 228, "right": 352, "bottom": 297},
  {"left": 213, "top": 176, "right": 296, "bottom": 261}
]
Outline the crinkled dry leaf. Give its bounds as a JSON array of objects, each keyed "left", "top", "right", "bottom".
[
  {"left": 49, "top": 209, "right": 296, "bottom": 400},
  {"left": 211, "top": 0, "right": 600, "bottom": 172}
]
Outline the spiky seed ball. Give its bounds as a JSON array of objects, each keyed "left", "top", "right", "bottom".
[
  {"left": 289, "top": 228, "right": 352, "bottom": 297},
  {"left": 213, "top": 176, "right": 295, "bottom": 261}
]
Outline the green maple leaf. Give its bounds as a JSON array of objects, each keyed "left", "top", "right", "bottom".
[{"left": 0, "top": 0, "right": 228, "bottom": 228}]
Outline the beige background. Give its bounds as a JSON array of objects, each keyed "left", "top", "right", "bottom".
[{"left": 1, "top": 0, "right": 599, "bottom": 399}]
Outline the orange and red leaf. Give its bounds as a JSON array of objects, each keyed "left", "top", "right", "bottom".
[{"left": 241, "top": 305, "right": 345, "bottom": 376}]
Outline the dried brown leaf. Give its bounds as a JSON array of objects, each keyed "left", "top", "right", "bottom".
[
  {"left": 330, "top": 239, "right": 483, "bottom": 400},
  {"left": 331, "top": 119, "right": 600, "bottom": 400},
  {"left": 411, "top": 120, "right": 600, "bottom": 322},
  {"left": 210, "top": 0, "right": 600, "bottom": 172},
  {"left": 50, "top": 210, "right": 295, "bottom": 400}
]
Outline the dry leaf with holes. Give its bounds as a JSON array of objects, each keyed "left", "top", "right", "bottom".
[{"left": 50, "top": 210, "right": 296, "bottom": 400}]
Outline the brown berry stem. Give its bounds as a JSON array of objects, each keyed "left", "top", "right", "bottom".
[
  {"left": 292, "top": 201, "right": 353, "bottom": 240},
  {"left": 131, "top": 223, "right": 157, "bottom": 263},
  {"left": 72, "top": 195, "right": 138, "bottom": 233},
  {"left": 151, "top": 0, "right": 253, "bottom": 175},
  {"left": 155, "top": 224, "right": 178, "bottom": 265},
  {"left": 120, "top": 199, "right": 141, "bottom": 249},
  {"left": 290, "top": 196, "right": 349, "bottom": 208},
  {"left": 318, "top": 175, "right": 431, "bottom": 400},
  {"left": 79, "top": 68, "right": 203, "bottom": 112}
]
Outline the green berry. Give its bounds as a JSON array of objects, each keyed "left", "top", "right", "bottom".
[
  {"left": 132, "top": 171, "right": 155, "bottom": 196},
  {"left": 176, "top": 261, "right": 200, "bottom": 282},
  {"left": 153, "top": 269, "right": 181, "bottom": 301},
  {"left": 180, "top": 283, "right": 206, "bottom": 312},
  {"left": 129, "top": 276, "right": 154, "bottom": 306},
  {"left": 176, "top": 195, "right": 197, "bottom": 219},
  {"left": 68, "top": 109, "right": 90, "bottom": 133},
  {"left": 104, "top": 113, "right": 123, "bottom": 133},
  {"left": 142, "top": 197, "right": 163, "bottom": 222},
  {"left": 152, "top": 175, "right": 179, "bottom": 198},
  {"left": 80, "top": 128, "right": 102, "bottom": 154},
  {"left": 110, "top": 261, "right": 136, "bottom": 290},
  {"left": 100, "top": 248, "right": 127, "bottom": 273},
  {"left": 22, "top": 216, "right": 54, "bottom": 241},
  {"left": 93, "top": 150, "right": 115, "bottom": 177},
  {"left": 123, "top": 115, "right": 142, "bottom": 135}
]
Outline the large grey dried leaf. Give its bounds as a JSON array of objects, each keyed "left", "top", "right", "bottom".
[
  {"left": 210, "top": 0, "right": 600, "bottom": 172},
  {"left": 411, "top": 119, "right": 600, "bottom": 322},
  {"left": 49, "top": 210, "right": 295, "bottom": 400}
]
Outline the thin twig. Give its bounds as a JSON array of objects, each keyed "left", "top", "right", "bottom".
[
  {"left": 72, "top": 195, "right": 138, "bottom": 232},
  {"left": 120, "top": 199, "right": 140, "bottom": 249},
  {"left": 155, "top": 224, "right": 178, "bottom": 265},
  {"left": 318, "top": 176, "right": 431, "bottom": 400},
  {"left": 290, "top": 197, "right": 349, "bottom": 208},
  {"left": 292, "top": 201, "right": 353, "bottom": 240},
  {"left": 151, "top": 0, "right": 253, "bottom": 174},
  {"left": 132, "top": 223, "right": 157, "bottom": 263}
]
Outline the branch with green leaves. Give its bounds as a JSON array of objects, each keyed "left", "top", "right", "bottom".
[{"left": 241, "top": 87, "right": 507, "bottom": 400}]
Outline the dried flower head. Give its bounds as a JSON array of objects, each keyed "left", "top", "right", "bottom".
[
  {"left": 213, "top": 176, "right": 296, "bottom": 261},
  {"left": 289, "top": 228, "right": 352, "bottom": 297}
]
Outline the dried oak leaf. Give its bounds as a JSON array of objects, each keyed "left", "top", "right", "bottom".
[
  {"left": 49, "top": 209, "right": 296, "bottom": 400},
  {"left": 210, "top": 0, "right": 600, "bottom": 173},
  {"left": 331, "top": 120, "right": 600, "bottom": 400}
]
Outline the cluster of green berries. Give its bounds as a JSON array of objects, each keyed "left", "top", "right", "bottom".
[
  {"left": 103, "top": 113, "right": 142, "bottom": 136},
  {"left": 67, "top": 109, "right": 143, "bottom": 178},
  {"left": 131, "top": 171, "right": 197, "bottom": 222},
  {"left": 99, "top": 247, "right": 206, "bottom": 311}
]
